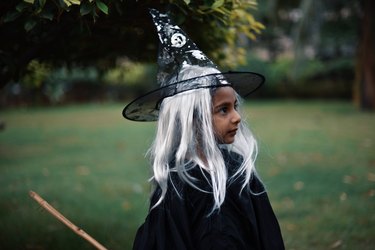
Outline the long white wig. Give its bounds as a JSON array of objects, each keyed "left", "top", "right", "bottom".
[{"left": 148, "top": 65, "right": 259, "bottom": 212}]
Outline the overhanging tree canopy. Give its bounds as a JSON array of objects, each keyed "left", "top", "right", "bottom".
[{"left": 0, "top": 0, "right": 264, "bottom": 87}]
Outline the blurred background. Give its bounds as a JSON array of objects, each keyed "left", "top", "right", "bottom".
[{"left": 0, "top": 0, "right": 374, "bottom": 249}]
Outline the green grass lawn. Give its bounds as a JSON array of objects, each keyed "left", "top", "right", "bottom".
[{"left": 0, "top": 100, "right": 374, "bottom": 249}]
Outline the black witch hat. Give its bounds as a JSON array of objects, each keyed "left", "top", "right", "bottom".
[{"left": 123, "top": 9, "right": 264, "bottom": 121}]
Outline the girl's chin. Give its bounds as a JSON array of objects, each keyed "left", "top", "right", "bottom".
[
  {"left": 215, "top": 134, "right": 236, "bottom": 144},
  {"left": 219, "top": 138, "right": 235, "bottom": 144}
]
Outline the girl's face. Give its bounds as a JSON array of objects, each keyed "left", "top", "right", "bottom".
[{"left": 212, "top": 87, "right": 241, "bottom": 144}]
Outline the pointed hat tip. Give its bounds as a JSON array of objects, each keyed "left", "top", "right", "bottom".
[{"left": 149, "top": 8, "right": 169, "bottom": 19}]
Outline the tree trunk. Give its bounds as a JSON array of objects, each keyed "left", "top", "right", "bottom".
[{"left": 354, "top": 0, "right": 375, "bottom": 110}]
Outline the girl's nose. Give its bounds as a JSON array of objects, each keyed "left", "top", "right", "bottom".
[{"left": 232, "top": 110, "right": 241, "bottom": 124}]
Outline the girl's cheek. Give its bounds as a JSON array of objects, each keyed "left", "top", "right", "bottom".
[{"left": 214, "top": 131, "right": 224, "bottom": 143}]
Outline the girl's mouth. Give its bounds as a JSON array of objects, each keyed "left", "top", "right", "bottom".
[{"left": 228, "top": 129, "right": 238, "bottom": 136}]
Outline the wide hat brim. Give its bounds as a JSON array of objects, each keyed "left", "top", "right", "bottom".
[{"left": 123, "top": 71, "right": 265, "bottom": 121}]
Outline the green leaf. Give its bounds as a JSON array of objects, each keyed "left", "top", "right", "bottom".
[
  {"left": 203, "top": 0, "right": 215, "bottom": 7},
  {"left": 23, "top": 0, "right": 35, "bottom": 4},
  {"left": 211, "top": 0, "right": 224, "bottom": 9},
  {"left": 69, "top": 0, "right": 81, "bottom": 5},
  {"left": 16, "top": 2, "right": 30, "bottom": 12},
  {"left": 96, "top": 0, "right": 108, "bottom": 15},
  {"left": 24, "top": 19, "right": 37, "bottom": 32},
  {"left": 3, "top": 11, "right": 22, "bottom": 23},
  {"left": 40, "top": 9, "right": 54, "bottom": 20},
  {"left": 63, "top": 0, "right": 72, "bottom": 7},
  {"left": 80, "top": 2, "right": 94, "bottom": 16},
  {"left": 38, "top": 0, "right": 46, "bottom": 8},
  {"left": 183, "top": 0, "right": 191, "bottom": 5}
]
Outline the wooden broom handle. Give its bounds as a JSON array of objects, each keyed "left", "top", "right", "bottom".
[{"left": 29, "top": 190, "right": 108, "bottom": 250}]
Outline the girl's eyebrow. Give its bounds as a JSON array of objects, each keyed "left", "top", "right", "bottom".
[
  {"left": 214, "top": 101, "right": 230, "bottom": 108},
  {"left": 214, "top": 100, "right": 237, "bottom": 109}
]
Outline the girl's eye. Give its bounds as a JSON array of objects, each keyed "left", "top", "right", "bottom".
[
  {"left": 234, "top": 103, "right": 239, "bottom": 110},
  {"left": 219, "top": 107, "right": 228, "bottom": 114}
]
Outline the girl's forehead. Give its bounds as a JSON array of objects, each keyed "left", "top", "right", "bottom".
[
  {"left": 212, "top": 87, "right": 236, "bottom": 104},
  {"left": 214, "top": 86, "right": 236, "bottom": 96}
]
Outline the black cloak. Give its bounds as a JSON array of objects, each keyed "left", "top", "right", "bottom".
[{"left": 133, "top": 150, "right": 284, "bottom": 250}]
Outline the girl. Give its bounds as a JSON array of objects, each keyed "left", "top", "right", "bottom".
[{"left": 123, "top": 9, "right": 284, "bottom": 250}]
